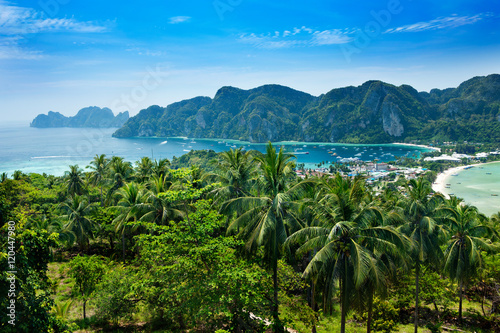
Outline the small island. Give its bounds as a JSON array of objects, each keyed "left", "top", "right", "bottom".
[{"left": 30, "top": 106, "right": 129, "bottom": 128}]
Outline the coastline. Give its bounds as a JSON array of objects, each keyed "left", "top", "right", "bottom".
[
  {"left": 392, "top": 142, "right": 441, "bottom": 152},
  {"left": 432, "top": 161, "right": 500, "bottom": 199}
]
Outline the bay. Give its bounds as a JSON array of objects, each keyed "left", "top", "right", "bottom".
[
  {"left": 440, "top": 162, "right": 500, "bottom": 217},
  {"left": 0, "top": 124, "right": 429, "bottom": 176}
]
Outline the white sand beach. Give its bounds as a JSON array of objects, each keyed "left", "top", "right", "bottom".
[
  {"left": 432, "top": 165, "right": 469, "bottom": 198},
  {"left": 392, "top": 142, "right": 441, "bottom": 152},
  {"left": 432, "top": 161, "right": 500, "bottom": 199}
]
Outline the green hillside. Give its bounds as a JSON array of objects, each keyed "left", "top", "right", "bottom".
[{"left": 113, "top": 74, "right": 500, "bottom": 143}]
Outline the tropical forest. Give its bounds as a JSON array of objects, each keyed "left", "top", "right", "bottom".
[{"left": 1, "top": 145, "right": 500, "bottom": 333}]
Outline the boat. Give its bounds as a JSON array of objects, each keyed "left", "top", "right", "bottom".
[
  {"left": 160, "top": 140, "right": 168, "bottom": 145},
  {"left": 492, "top": 194, "right": 498, "bottom": 196},
  {"left": 486, "top": 172, "right": 492, "bottom": 175},
  {"left": 452, "top": 173, "right": 458, "bottom": 176}
]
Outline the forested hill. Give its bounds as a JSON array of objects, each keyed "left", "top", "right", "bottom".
[
  {"left": 113, "top": 74, "right": 500, "bottom": 143},
  {"left": 31, "top": 107, "right": 129, "bottom": 128}
]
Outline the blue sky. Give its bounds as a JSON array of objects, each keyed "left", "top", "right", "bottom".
[{"left": 1, "top": 0, "right": 499, "bottom": 121}]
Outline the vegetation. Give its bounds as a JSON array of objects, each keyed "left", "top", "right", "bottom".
[
  {"left": 113, "top": 74, "right": 500, "bottom": 144},
  {"left": 1, "top": 145, "right": 500, "bottom": 333}
]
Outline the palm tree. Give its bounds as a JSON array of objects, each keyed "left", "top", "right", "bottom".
[
  {"left": 87, "top": 154, "right": 108, "bottom": 206},
  {"left": 61, "top": 195, "right": 95, "bottom": 251},
  {"left": 13, "top": 170, "right": 24, "bottom": 181},
  {"left": 65, "top": 165, "right": 86, "bottom": 195},
  {"left": 151, "top": 158, "right": 170, "bottom": 178},
  {"left": 135, "top": 157, "right": 154, "bottom": 183},
  {"left": 442, "top": 203, "right": 498, "bottom": 323},
  {"left": 114, "top": 182, "right": 147, "bottom": 262},
  {"left": 107, "top": 157, "right": 133, "bottom": 202},
  {"left": 1, "top": 172, "right": 7, "bottom": 183},
  {"left": 223, "top": 142, "right": 302, "bottom": 332},
  {"left": 286, "top": 174, "right": 407, "bottom": 333},
  {"left": 139, "top": 176, "right": 185, "bottom": 225},
  {"left": 212, "top": 147, "right": 256, "bottom": 200},
  {"left": 398, "top": 178, "right": 446, "bottom": 333}
]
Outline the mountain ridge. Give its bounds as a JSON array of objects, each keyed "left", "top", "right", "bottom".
[{"left": 112, "top": 75, "right": 500, "bottom": 143}]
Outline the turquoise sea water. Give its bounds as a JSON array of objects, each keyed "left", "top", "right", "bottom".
[
  {"left": 441, "top": 162, "right": 500, "bottom": 217},
  {"left": 0, "top": 124, "right": 429, "bottom": 176}
]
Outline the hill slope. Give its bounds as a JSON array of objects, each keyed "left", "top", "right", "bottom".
[{"left": 112, "top": 74, "right": 500, "bottom": 143}]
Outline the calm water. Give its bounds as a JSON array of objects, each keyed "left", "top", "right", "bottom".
[
  {"left": 0, "top": 124, "right": 428, "bottom": 176},
  {"left": 441, "top": 162, "right": 500, "bottom": 217}
]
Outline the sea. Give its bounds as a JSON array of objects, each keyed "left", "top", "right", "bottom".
[
  {"left": 440, "top": 162, "right": 500, "bottom": 217},
  {"left": 0, "top": 123, "right": 428, "bottom": 177}
]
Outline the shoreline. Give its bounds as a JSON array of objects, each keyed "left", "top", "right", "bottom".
[
  {"left": 392, "top": 142, "right": 441, "bottom": 152},
  {"left": 432, "top": 161, "right": 500, "bottom": 198}
]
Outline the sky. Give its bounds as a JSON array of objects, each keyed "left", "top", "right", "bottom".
[{"left": 1, "top": 0, "right": 499, "bottom": 121}]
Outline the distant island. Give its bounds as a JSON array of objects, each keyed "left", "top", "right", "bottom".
[
  {"left": 112, "top": 74, "right": 500, "bottom": 144},
  {"left": 30, "top": 106, "right": 129, "bottom": 128}
]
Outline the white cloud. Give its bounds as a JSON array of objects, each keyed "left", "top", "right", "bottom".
[
  {"left": 239, "top": 26, "right": 352, "bottom": 49},
  {"left": 0, "top": 2, "right": 109, "bottom": 35},
  {"left": 168, "top": 16, "right": 191, "bottom": 24},
  {"left": 384, "top": 13, "right": 491, "bottom": 34},
  {"left": 0, "top": 1, "right": 109, "bottom": 59}
]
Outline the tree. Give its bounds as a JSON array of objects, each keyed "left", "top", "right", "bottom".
[
  {"left": 211, "top": 147, "right": 256, "bottom": 202},
  {"left": 61, "top": 195, "right": 95, "bottom": 251},
  {"left": 442, "top": 204, "right": 498, "bottom": 323},
  {"left": 65, "top": 165, "right": 85, "bottom": 196},
  {"left": 286, "top": 174, "right": 407, "bottom": 333},
  {"left": 1, "top": 172, "right": 7, "bottom": 183},
  {"left": 107, "top": 157, "right": 133, "bottom": 201},
  {"left": 114, "top": 182, "right": 147, "bottom": 262},
  {"left": 151, "top": 158, "right": 170, "bottom": 178},
  {"left": 87, "top": 154, "right": 108, "bottom": 206},
  {"left": 223, "top": 142, "right": 302, "bottom": 332},
  {"left": 134, "top": 156, "right": 153, "bottom": 183},
  {"left": 398, "top": 178, "right": 446, "bottom": 333},
  {"left": 68, "top": 255, "right": 106, "bottom": 320}
]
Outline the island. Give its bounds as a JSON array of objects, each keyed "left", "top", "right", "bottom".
[
  {"left": 113, "top": 74, "right": 500, "bottom": 144},
  {"left": 30, "top": 106, "right": 129, "bottom": 128}
]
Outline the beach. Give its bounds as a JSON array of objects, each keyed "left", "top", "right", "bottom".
[
  {"left": 392, "top": 142, "right": 441, "bottom": 152},
  {"left": 432, "top": 161, "right": 500, "bottom": 216},
  {"left": 432, "top": 165, "right": 468, "bottom": 198}
]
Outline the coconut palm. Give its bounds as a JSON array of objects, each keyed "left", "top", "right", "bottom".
[
  {"left": 151, "top": 158, "right": 170, "bottom": 178},
  {"left": 107, "top": 157, "right": 133, "bottom": 202},
  {"left": 442, "top": 203, "right": 498, "bottom": 323},
  {"left": 398, "top": 178, "right": 446, "bottom": 333},
  {"left": 286, "top": 174, "right": 407, "bottom": 333},
  {"left": 211, "top": 147, "right": 256, "bottom": 200},
  {"left": 135, "top": 157, "right": 154, "bottom": 183},
  {"left": 61, "top": 195, "right": 95, "bottom": 251},
  {"left": 87, "top": 154, "right": 108, "bottom": 206},
  {"left": 223, "top": 142, "right": 303, "bottom": 332},
  {"left": 65, "top": 165, "right": 86, "bottom": 196},
  {"left": 114, "top": 182, "right": 147, "bottom": 262}
]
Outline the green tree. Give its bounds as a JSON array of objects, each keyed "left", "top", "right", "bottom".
[
  {"left": 87, "top": 154, "right": 108, "bottom": 206},
  {"left": 134, "top": 156, "right": 154, "bottom": 183},
  {"left": 212, "top": 147, "right": 256, "bottom": 201},
  {"left": 398, "top": 178, "right": 446, "bottom": 333},
  {"left": 114, "top": 182, "right": 147, "bottom": 262},
  {"left": 68, "top": 255, "right": 106, "bottom": 320},
  {"left": 65, "top": 165, "right": 86, "bottom": 196},
  {"left": 223, "top": 142, "right": 302, "bottom": 332},
  {"left": 61, "top": 195, "right": 95, "bottom": 251},
  {"left": 442, "top": 204, "right": 498, "bottom": 323},
  {"left": 286, "top": 175, "right": 407, "bottom": 333}
]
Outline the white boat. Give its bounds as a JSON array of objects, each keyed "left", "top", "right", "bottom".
[{"left": 160, "top": 140, "right": 168, "bottom": 145}]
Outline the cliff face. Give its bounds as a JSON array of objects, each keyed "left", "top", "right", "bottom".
[
  {"left": 107, "top": 74, "right": 499, "bottom": 143},
  {"left": 30, "top": 107, "right": 129, "bottom": 128}
]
